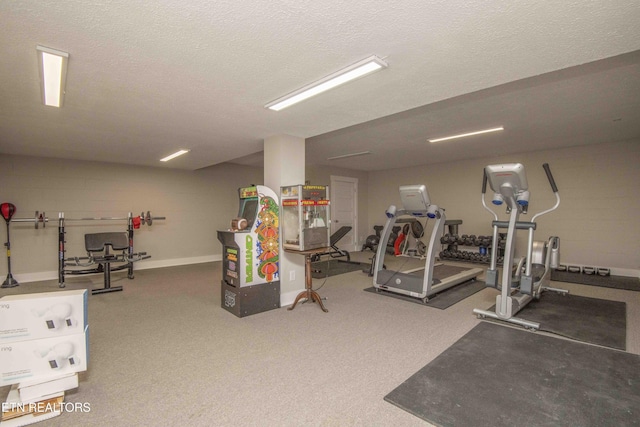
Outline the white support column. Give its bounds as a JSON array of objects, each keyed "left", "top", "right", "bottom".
[{"left": 264, "top": 134, "right": 306, "bottom": 307}]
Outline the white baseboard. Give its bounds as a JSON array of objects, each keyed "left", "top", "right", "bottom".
[
  {"left": 12, "top": 257, "right": 635, "bottom": 287},
  {"left": 135, "top": 255, "right": 221, "bottom": 270},
  {"left": 280, "top": 288, "right": 305, "bottom": 308},
  {"left": 11, "top": 254, "right": 224, "bottom": 284},
  {"left": 11, "top": 271, "right": 58, "bottom": 284}
]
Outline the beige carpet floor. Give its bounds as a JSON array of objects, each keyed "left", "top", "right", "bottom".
[{"left": 1, "top": 251, "right": 638, "bottom": 426}]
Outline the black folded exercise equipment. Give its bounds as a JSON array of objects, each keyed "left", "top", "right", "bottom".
[{"left": 310, "top": 226, "right": 352, "bottom": 262}]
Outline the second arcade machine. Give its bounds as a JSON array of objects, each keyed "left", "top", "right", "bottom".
[{"left": 217, "top": 185, "right": 281, "bottom": 317}]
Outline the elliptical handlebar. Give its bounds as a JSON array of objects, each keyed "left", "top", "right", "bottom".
[
  {"left": 481, "top": 168, "right": 498, "bottom": 221},
  {"left": 542, "top": 163, "right": 558, "bottom": 193},
  {"left": 482, "top": 168, "right": 487, "bottom": 194},
  {"left": 482, "top": 169, "right": 488, "bottom": 194},
  {"left": 531, "top": 163, "right": 560, "bottom": 222}
]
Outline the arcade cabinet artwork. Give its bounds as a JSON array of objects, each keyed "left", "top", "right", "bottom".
[{"left": 217, "top": 185, "right": 281, "bottom": 317}]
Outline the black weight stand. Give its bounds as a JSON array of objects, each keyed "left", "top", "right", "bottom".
[
  {"left": 58, "top": 213, "right": 150, "bottom": 292},
  {"left": 1, "top": 203, "right": 18, "bottom": 288},
  {"left": 2, "top": 221, "right": 19, "bottom": 288}
]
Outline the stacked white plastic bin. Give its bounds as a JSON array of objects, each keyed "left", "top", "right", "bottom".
[{"left": 0, "top": 289, "right": 89, "bottom": 425}]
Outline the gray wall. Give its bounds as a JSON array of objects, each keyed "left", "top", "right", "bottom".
[
  {"left": 367, "top": 140, "right": 640, "bottom": 275},
  {"left": 0, "top": 155, "right": 263, "bottom": 281},
  {"left": 2, "top": 139, "right": 638, "bottom": 283}
]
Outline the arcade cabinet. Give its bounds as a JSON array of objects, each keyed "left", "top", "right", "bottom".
[{"left": 217, "top": 185, "right": 281, "bottom": 317}]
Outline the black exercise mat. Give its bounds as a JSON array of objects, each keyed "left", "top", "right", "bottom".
[
  {"left": 363, "top": 280, "right": 485, "bottom": 309},
  {"left": 551, "top": 270, "right": 640, "bottom": 291},
  {"left": 483, "top": 292, "right": 626, "bottom": 350},
  {"left": 384, "top": 322, "right": 640, "bottom": 427},
  {"left": 311, "top": 260, "right": 370, "bottom": 278}
]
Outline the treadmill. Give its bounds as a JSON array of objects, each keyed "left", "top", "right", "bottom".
[{"left": 372, "top": 185, "right": 482, "bottom": 302}]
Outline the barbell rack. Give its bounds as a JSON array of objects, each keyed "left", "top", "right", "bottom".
[{"left": 57, "top": 211, "right": 165, "bottom": 289}]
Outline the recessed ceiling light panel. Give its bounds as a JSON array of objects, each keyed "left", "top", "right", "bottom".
[
  {"left": 160, "top": 149, "right": 190, "bottom": 162},
  {"left": 327, "top": 151, "right": 372, "bottom": 160},
  {"left": 428, "top": 126, "right": 504, "bottom": 143},
  {"left": 37, "top": 45, "right": 69, "bottom": 107},
  {"left": 266, "top": 55, "right": 388, "bottom": 111}
]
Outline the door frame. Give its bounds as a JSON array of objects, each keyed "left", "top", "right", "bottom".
[{"left": 330, "top": 175, "right": 358, "bottom": 252}]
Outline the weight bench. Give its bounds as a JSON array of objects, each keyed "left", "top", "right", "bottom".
[
  {"left": 310, "top": 226, "right": 352, "bottom": 262},
  {"left": 83, "top": 232, "right": 130, "bottom": 295}
]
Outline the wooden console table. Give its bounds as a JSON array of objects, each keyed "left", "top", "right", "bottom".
[{"left": 285, "top": 247, "right": 330, "bottom": 313}]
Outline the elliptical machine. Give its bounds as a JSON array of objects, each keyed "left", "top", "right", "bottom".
[{"left": 472, "top": 163, "right": 567, "bottom": 330}]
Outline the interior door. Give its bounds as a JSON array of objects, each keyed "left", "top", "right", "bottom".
[{"left": 330, "top": 176, "right": 358, "bottom": 252}]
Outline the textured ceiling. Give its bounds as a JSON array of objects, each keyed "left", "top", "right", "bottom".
[{"left": 1, "top": 1, "right": 639, "bottom": 171}]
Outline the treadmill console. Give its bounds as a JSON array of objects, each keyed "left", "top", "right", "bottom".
[{"left": 399, "top": 184, "right": 431, "bottom": 213}]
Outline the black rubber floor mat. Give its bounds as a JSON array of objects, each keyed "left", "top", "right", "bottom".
[
  {"left": 311, "top": 260, "right": 369, "bottom": 278},
  {"left": 363, "top": 280, "right": 485, "bottom": 309},
  {"left": 481, "top": 292, "right": 626, "bottom": 350},
  {"left": 551, "top": 270, "right": 640, "bottom": 291},
  {"left": 385, "top": 322, "right": 640, "bottom": 427}
]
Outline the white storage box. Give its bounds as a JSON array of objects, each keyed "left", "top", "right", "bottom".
[
  {"left": 18, "top": 373, "right": 79, "bottom": 402},
  {"left": 0, "top": 325, "right": 89, "bottom": 386},
  {"left": 0, "top": 290, "right": 87, "bottom": 343}
]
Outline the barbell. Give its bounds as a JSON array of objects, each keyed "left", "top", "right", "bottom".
[
  {"left": 8, "top": 211, "right": 48, "bottom": 229},
  {"left": 59, "top": 211, "right": 165, "bottom": 226},
  {"left": 8, "top": 211, "right": 165, "bottom": 228},
  {"left": 140, "top": 211, "right": 163, "bottom": 226}
]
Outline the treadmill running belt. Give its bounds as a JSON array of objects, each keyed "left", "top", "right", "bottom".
[{"left": 409, "top": 264, "right": 471, "bottom": 285}]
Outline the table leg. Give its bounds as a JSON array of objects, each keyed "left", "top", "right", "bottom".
[
  {"left": 287, "top": 253, "right": 328, "bottom": 312},
  {"left": 310, "top": 289, "right": 328, "bottom": 312},
  {"left": 287, "top": 289, "right": 309, "bottom": 311}
]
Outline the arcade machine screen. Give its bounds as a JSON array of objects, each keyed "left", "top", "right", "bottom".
[{"left": 238, "top": 187, "right": 259, "bottom": 229}]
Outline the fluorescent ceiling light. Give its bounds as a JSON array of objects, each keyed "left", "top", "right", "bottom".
[
  {"left": 37, "top": 45, "right": 69, "bottom": 107},
  {"left": 428, "top": 126, "right": 504, "bottom": 143},
  {"left": 265, "top": 55, "right": 388, "bottom": 111},
  {"left": 327, "top": 151, "right": 372, "bottom": 160},
  {"left": 160, "top": 149, "right": 190, "bottom": 162}
]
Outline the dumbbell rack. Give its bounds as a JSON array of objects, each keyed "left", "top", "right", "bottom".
[{"left": 439, "top": 232, "right": 506, "bottom": 265}]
